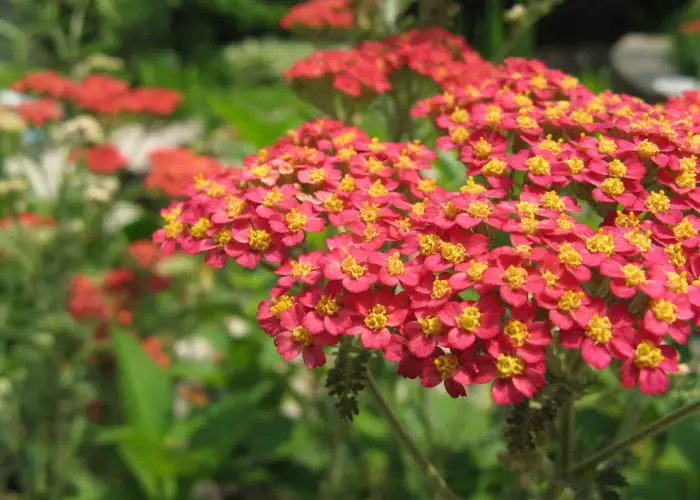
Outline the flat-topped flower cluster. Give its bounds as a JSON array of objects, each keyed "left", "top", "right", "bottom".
[{"left": 155, "top": 54, "right": 700, "bottom": 404}]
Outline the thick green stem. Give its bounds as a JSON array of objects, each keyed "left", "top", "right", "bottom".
[
  {"left": 558, "top": 397, "right": 574, "bottom": 476},
  {"left": 570, "top": 398, "right": 700, "bottom": 475},
  {"left": 365, "top": 372, "right": 461, "bottom": 500}
]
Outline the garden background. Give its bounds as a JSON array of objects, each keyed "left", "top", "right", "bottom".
[{"left": 2, "top": 0, "right": 700, "bottom": 499}]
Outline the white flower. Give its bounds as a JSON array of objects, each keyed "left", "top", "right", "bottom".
[{"left": 173, "top": 336, "right": 215, "bottom": 361}]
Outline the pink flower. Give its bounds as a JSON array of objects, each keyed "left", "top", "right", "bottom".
[
  {"left": 438, "top": 294, "right": 503, "bottom": 350},
  {"left": 619, "top": 336, "right": 678, "bottom": 395},
  {"left": 275, "top": 305, "right": 338, "bottom": 368},
  {"left": 347, "top": 289, "right": 409, "bottom": 350}
]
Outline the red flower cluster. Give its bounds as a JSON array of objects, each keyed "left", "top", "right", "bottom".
[
  {"left": 84, "top": 144, "right": 128, "bottom": 175},
  {"left": 11, "top": 72, "right": 181, "bottom": 116},
  {"left": 145, "top": 148, "right": 225, "bottom": 198},
  {"left": 280, "top": 0, "right": 354, "bottom": 31},
  {"left": 155, "top": 53, "right": 700, "bottom": 404},
  {"left": 0, "top": 212, "right": 55, "bottom": 229},
  {"left": 14, "top": 98, "right": 63, "bottom": 126},
  {"left": 68, "top": 240, "right": 171, "bottom": 328},
  {"left": 285, "top": 28, "right": 494, "bottom": 99}
]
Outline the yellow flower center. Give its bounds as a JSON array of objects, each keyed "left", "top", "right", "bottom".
[
  {"left": 341, "top": 255, "right": 366, "bottom": 279},
  {"left": 558, "top": 243, "right": 582, "bottom": 267},
  {"left": 315, "top": 295, "right": 339, "bottom": 317},
  {"left": 417, "top": 178, "right": 438, "bottom": 194},
  {"left": 530, "top": 74, "right": 548, "bottom": 90},
  {"left": 412, "top": 199, "right": 428, "bottom": 216},
  {"left": 607, "top": 159, "right": 627, "bottom": 178},
  {"left": 460, "top": 177, "right": 486, "bottom": 194},
  {"left": 193, "top": 174, "right": 209, "bottom": 191},
  {"left": 434, "top": 354, "right": 459, "bottom": 379},
  {"left": 362, "top": 224, "right": 380, "bottom": 243},
  {"left": 467, "top": 201, "right": 492, "bottom": 220},
  {"left": 367, "top": 179, "right": 388, "bottom": 197},
  {"left": 634, "top": 340, "right": 663, "bottom": 369},
  {"left": 366, "top": 157, "right": 384, "bottom": 174},
  {"left": 601, "top": 177, "right": 625, "bottom": 196},
  {"left": 598, "top": 137, "right": 617, "bottom": 154},
  {"left": 571, "top": 109, "right": 593, "bottom": 125},
  {"left": 624, "top": 229, "right": 652, "bottom": 252},
  {"left": 292, "top": 326, "right": 313, "bottom": 346},
  {"left": 526, "top": 155, "right": 551, "bottom": 176},
  {"left": 262, "top": 188, "right": 283, "bottom": 207},
  {"left": 520, "top": 215, "right": 539, "bottom": 234},
  {"left": 387, "top": 252, "right": 405, "bottom": 276},
  {"left": 504, "top": 320, "right": 530, "bottom": 347},
  {"left": 542, "top": 269, "right": 559, "bottom": 287},
  {"left": 164, "top": 221, "right": 184, "bottom": 239},
  {"left": 248, "top": 228, "right": 271, "bottom": 252},
  {"left": 680, "top": 155, "right": 696, "bottom": 171},
  {"left": 540, "top": 191, "right": 566, "bottom": 212},
  {"left": 451, "top": 126, "right": 469, "bottom": 144},
  {"left": 675, "top": 170, "right": 696, "bottom": 189},
  {"left": 644, "top": 191, "right": 670, "bottom": 214},
  {"left": 419, "top": 315, "right": 443, "bottom": 336},
  {"left": 364, "top": 305, "right": 389, "bottom": 331},
  {"left": 441, "top": 201, "right": 460, "bottom": 219},
  {"left": 615, "top": 211, "right": 639, "bottom": 227},
  {"left": 516, "top": 201, "right": 539, "bottom": 216},
  {"left": 585, "top": 230, "right": 615, "bottom": 256},
  {"left": 250, "top": 164, "right": 269, "bottom": 178},
  {"left": 556, "top": 214, "right": 574, "bottom": 232},
  {"left": 323, "top": 194, "right": 344, "bottom": 213},
  {"left": 418, "top": 233, "right": 442, "bottom": 256},
  {"left": 517, "top": 114, "right": 537, "bottom": 129},
  {"left": 290, "top": 260, "right": 312, "bottom": 278},
  {"left": 539, "top": 134, "right": 562, "bottom": 155},
  {"left": 482, "top": 158, "right": 507, "bottom": 176},
  {"left": 214, "top": 229, "right": 232, "bottom": 247},
  {"left": 440, "top": 242, "right": 466, "bottom": 265},
  {"left": 503, "top": 265, "right": 528, "bottom": 289},
  {"left": 637, "top": 139, "right": 659, "bottom": 160},
  {"left": 485, "top": 105, "right": 502, "bottom": 125},
  {"left": 431, "top": 279, "right": 452, "bottom": 300},
  {"left": 565, "top": 156, "right": 585, "bottom": 174},
  {"left": 270, "top": 294, "right": 295, "bottom": 318},
  {"left": 468, "top": 260, "right": 488, "bottom": 282},
  {"left": 450, "top": 108, "right": 469, "bottom": 123},
  {"left": 162, "top": 207, "right": 182, "bottom": 223},
  {"left": 285, "top": 209, "right": 307, "bottom": 231},
  {"left": 621, "top": 264, "right": 646, "bottom": 286},
  {"left": 667, "top": 271, "right": 689, "bottom": 294},
  {"left": 206, "top": 182, "right": 226, "bottom": 197},
  {"left": 664, "top": 243, "right": 686, "bottom": 268},
  {"left": 474, "top": 137, "right": 492, "bottom": 159},
  {"left": 673, "top": 218, "right": 697, "bottom": 241},
  {"left": 339, "top": 174, "right": 356, "bottom": 192},
  {"left": 359, "top": 202, "right": 380, "bottom": 223},
  {"left": 558, "top": 290, "right": 583, "bottom": 312},
  {"left": 585, "top": 315, "right": 612, "bottom": 344},
  {"left": 189, "top": 218, "right": 212, "bottom": 239},
  {"left": 226, "top": 196, "right": 247, "bottom": 216},
  {"left": 651, "top": 300, "right": 676, "bottom": 324},
  {"left": 496, "top": 354, "right": 525, "bottom": 378},
  {"left": 456, "top": 306, "right": 481, "bottom": 332},
  {"left": 337, "top": 148, "right": 355, "bottom": 161}
]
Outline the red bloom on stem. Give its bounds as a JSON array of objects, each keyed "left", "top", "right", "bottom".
[
  {"left": 419, "top": 348, "right": 477, "bottom": 398},
  {"left": 323, "top": 246, "right": 376, "bottom": 293},
  {"left": 298, "top": 282, "right": 353, "bottom": 337},
  {"left": 643, "top": 293, "right": 694, "bottom": 343},
  {"left": 482, "top": 252, "right": 542, "bottom": 307},
  {"left": 275, "top": 251, "right": 324, "bottom": 289},
  {"left": 275, "top": 305, "right": 337, "bottom": 368},
  {"left": 86, "top": 144, "right": 127, "bottom": 175},
  {"left": 559, "top": 301, "right": 635, "bottom": 369},
  {"left": 477, "top": 347, "right": 547, "bottom": 405},
  {"left": 599, "top": 257, "right": 664, "bottom": 299},
  {"left": 347, "top": 289, "right": 409, "bottom": 350},
  {"left": 619, "top": 336, "right": 678, "bottom": 395},
  {"left": 438, "top": 294, "right": 503, "bottom": 350},
  {"left": 14, "top": 98, "right": 62, "bottom": 126}
]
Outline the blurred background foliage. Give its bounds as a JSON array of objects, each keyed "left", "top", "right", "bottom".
[{"left": 2, "top": 1, "right": 700, "bottom": 499}]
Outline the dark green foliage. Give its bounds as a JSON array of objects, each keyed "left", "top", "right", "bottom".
[{"left": 325, "top": 342, "right": 371, "bottom": 422}]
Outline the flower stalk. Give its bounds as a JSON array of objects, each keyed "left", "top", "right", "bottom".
[
  {"left": 366, "top": 372, "right": 461, "bottom": 500},
  {"left": 570, "top": 398, "right": 700, "bottom": 475}
]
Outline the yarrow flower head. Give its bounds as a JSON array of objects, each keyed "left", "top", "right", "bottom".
[{"left": 156, "top": 47, "right": 700, "bottom": 405}]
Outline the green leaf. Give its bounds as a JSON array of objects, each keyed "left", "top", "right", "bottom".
[
  {"left": 207, "top": 94, "right": 279, "bottom": 148},
  {"left": 113, "top": 329, "right": 174, "bottom": 438},
  {"left": 187, "top": 382, "right": 273, "bottom": 473}
]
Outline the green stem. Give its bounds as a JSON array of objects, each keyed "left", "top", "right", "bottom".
[
  {"left": 570, "top": 398, "right": 700, "bottom": 475},
  {"left": 365, "top": 372, "right": 461, "bottom": 500},
  {"left": 558, "top": 397, "right": 574, "bottom": 475}
]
